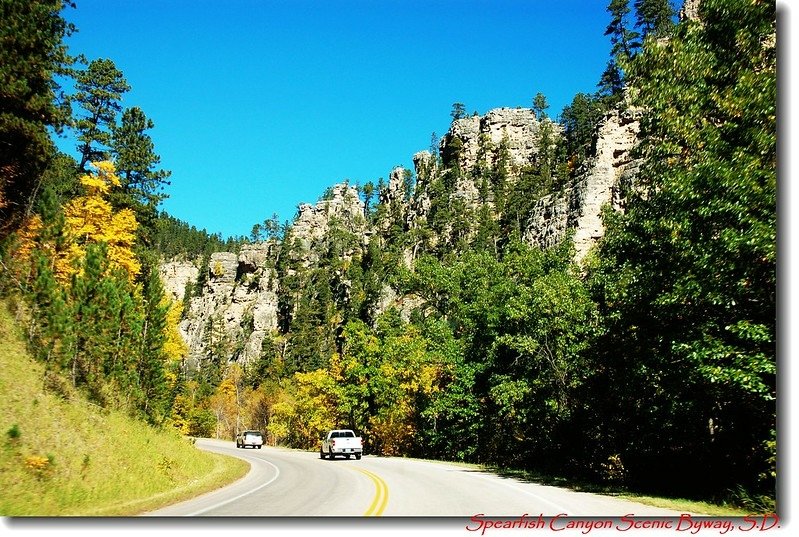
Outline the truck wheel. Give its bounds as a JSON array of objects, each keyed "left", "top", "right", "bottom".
[
  {"left": 328, "top": 448, "right": 334, "bottom": 460},
  {"left": 355, "top": 454, "right": 362, "bottom": 460},
  {"left": 320, "top": 448, "right": 326, "bottom": 459}
]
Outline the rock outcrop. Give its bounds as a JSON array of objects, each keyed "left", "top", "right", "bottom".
[
  {"left": 159, "top": 259, "right": 199, "bottom": 302},
  {"left": 569, "top": 107, "right": 642, "bottom": 263},
  {"left": 440, "top": 108, "right": 548, "bottom": 172},
  {"left": 165, "top": 102, "right": 643, "bottom": 369},
  {"left": 171, "top": 183, "right": 368, "bottom": 367}
]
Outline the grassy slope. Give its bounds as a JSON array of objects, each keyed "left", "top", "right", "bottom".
[{"left": 0, "top": 300, "right": 248, "bottom": 516}]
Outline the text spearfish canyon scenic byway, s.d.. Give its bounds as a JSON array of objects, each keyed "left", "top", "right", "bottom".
[{"left": 465, "top": 514, "right": 781, "bottom": 535}]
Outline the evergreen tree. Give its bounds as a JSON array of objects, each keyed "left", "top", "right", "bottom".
[
  {"left": 560, "top": 93, "right": 606, "bottom": 163},
  {"left": 532, "top": 92, "right": 549, "bottom": 120},
  {"left": 450, "top": 102, "right": 466, "bottom": 121},
  {"left": 69, "top": 243, "right": 121, "bottom": 402},
  {"left": 138, "top": 265, "right": 171, "bottom": 423},
  {"left": 73, "top": 58, "right": 130, "bottom": 171},
  {"left": 361, "top": 181, "right": 375, "bottom": 218},
  {"left": 633, "top": 0, "right": 674, "bottom": 38},
  {"left": 598, "top": 59, "right": 624, "bottom": 98},
  {"left": 0, "top": 0, "right": 74, "bottom": 235},
  {"left": 110, "top": 106, "right": 171, "bottom": 235},
  {"left": 606, "top": 0, "right": 639, "bottom": 63}
]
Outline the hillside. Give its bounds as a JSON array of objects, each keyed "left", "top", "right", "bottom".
[{"left": 0, "top": 300, "right": 247, "bottom": 516}]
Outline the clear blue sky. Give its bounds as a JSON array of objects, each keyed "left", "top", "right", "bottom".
[{"left": 59, "top": 0, "right": 614, "bottom": 239}]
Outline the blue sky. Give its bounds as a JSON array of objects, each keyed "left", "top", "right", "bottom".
[{"left": 59, "top": 0, "right": 614, "bottom": 239}]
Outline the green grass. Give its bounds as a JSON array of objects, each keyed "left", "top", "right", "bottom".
[
  {"left": 613, "top": 494, "right": 752, "bottom": 517},
  {"left": 0, "top": 299, "right": 248, "bottom": 516}
]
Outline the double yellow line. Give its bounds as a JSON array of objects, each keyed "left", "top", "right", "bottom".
[{"left": 355, "top": 468, "right": 389, "bottom": 516}]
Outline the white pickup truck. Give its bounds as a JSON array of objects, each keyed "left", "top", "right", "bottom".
[{"left": 320, "top": 429, "right": 363, "bottom": 460}]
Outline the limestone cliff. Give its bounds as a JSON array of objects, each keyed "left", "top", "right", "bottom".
[
  {"left": 162, "top": 102, "right": 643, "bottom": 367},
  {"left": 523, "top": 106, "right": 642, "bottom": 263}
]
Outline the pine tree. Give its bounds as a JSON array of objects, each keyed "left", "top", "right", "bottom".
[
  {"left": 138, "top": 265, "right": 171, "bottom": 423},
  {"left": 110, "top": 106, "right": 171, "bottom": 237},
  {"left": 73, "top": 58, "right": 130, "bottom": 171},
  {"left": 633, "top": 0, "right": 674, "bottom": 38},
  {"left": 606, "top": 0, "right": 639, "bottom": 63},
  {"left": 598, "top": 58, "right": 624, "bottom": 98},
  {"left": 450, "top": 102, "right": 466, "bottom": 121},
  {"left": 69, "top": 243, "right": 117, "bottom": 402},
  {"left": 0, "top": 0, "right": 74, "bottom": 235},
  {"left": 532, "top": 93, "right": 549, "bottom": 120}
]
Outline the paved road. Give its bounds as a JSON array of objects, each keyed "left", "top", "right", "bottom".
[{"left": 146, "top": 439, "right": 693, "bottom": 517}]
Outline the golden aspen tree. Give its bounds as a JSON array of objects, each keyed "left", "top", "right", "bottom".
[
  {"left": 58, "top": 161, "right": 140, "bottom": 281},
  {"left": 162, "top": 297, "right": 189, "bottom": 363},
  {"left": 13, "top": 215, "right": 44, "bottom": 262},
  {"left": 291, "top": 366, "right": 343, "bottom": 447}
]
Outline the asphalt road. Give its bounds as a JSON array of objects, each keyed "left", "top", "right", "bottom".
[{"left": 145, "top": 438, "right": 694, "bottom": 517}]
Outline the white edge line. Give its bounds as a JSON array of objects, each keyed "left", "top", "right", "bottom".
[
  {"left": 467, "top": 471, "right": 573, "bottom": 514},
  {"left": 184, "top": 454, "right": 281, "bottom": 516}
]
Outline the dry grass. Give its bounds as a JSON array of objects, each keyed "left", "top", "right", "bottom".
[{"left": 0, "top": 300, "right": 248, "bottom": 516}]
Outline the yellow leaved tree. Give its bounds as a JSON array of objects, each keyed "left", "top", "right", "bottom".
[
  {"left": 162, "top": 299, "right": 189, "bottom": 390},
  {"left": 57, "top": 161, "right": 140, "bottom": 282}
]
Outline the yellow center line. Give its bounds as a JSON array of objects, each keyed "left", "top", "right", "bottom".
[{"left": 354, "top": 467, "right": 389, "bottom": 516}]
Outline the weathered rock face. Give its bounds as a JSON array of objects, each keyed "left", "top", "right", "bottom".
[
  {"left": 522, "top": 106, "right": 641, "bottom": 263},
  {"left": 441, "top": 108, "right": 547, "bottom": 172},
  {"left": 177, "top": 244, "right": 280, "bottom": 369},
  {"left": 165, "top": 103, "right": 643, "bottom": 370},
  {"left": 159, "top": 260, "right": 199, "bottom": 302},
  {"left": 570, "top": 107, "right": 642, "bottom": 263},
  {"left": 172, "top": 183, "right": 367, "bottom": 368},
  {"left": 292, "top": 183, "right": 364, "bottom": 246}
]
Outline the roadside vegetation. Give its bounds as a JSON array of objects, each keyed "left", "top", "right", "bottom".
[
  {"left": 0, "top": 0, "right": 775, "bottom": 516},
  {"left": 488, "top": 466, "right": 752, "bottom": 517},
  {"left": 0, "top": 300, "right": 247, "bottom": 516}
]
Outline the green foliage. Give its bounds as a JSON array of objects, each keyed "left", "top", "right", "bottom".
[
  {"left": 0, "top": 0, "right": 75, "bottom": 236},
  {"left": 633, "top": 0, "right": 674, "bottom": 38},
  {"left": 588, "top": 0, "right": 775, "bottom": 497},
  {"left": 6, "top": 424, "right": 21, "bottom": 442},
  {"left": 73, "top": 58, "right": 130, "bottom": 171},
  {"left": 110, "top": 106, "right": 171, "bottom": 242},
  {"left": 532, "top": 92, "right": 549, "bottom": 120},
  {"left": 450, "top": 102, "right": 466, "bottom": 121},
  {"left": 8, "top": 186, "right": 175, "bottom": 424},
  {"left": 605, "top": 0, "right": 640, "bottom": 62},
  {"left": 560, "top": 93, "right": 608, "bottom": 164},
  {"left": 410, "top": 238, "right": 595, "bottom": 466},
  {"left": 138, "top": 265, "right": 171, "bottom": 424},
  {"left": 151, "top": 212, "right": 239, "bottom": 259}
]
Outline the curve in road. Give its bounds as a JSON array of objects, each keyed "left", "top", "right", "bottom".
[{"left": 146, "top": 439, "right": 696, "bottom": 518}]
